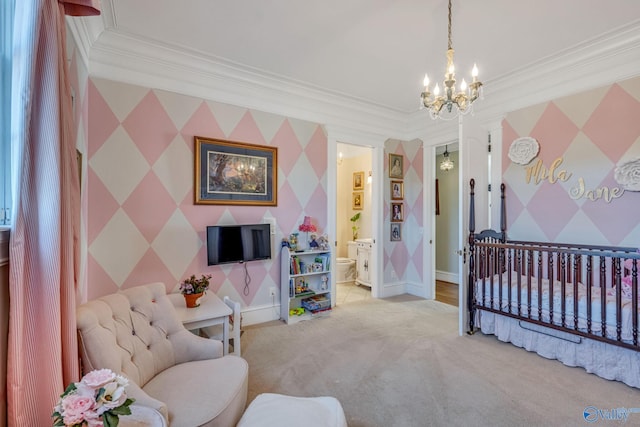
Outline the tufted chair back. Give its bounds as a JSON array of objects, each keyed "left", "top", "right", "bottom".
[
  {"left": 77, "top": 282, "right": 214, "bottom": 388},
  {"left": 77, "top": 282, "right": 249, "bottom": 426}
]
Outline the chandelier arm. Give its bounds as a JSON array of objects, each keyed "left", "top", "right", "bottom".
[{"left": 447, "top": 0, "right": 452, "bottom": 50}]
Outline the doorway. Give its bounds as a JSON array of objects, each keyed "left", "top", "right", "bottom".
[
  {"left": 434, "top": 143, "right": 460, "bottom": 306},
  {"left": 335, "top": 142, "right": 373, "bottom": 305}
]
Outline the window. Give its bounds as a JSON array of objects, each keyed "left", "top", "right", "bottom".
[{"left": 1, "top": 0, "right": 15, "bottom": 226}]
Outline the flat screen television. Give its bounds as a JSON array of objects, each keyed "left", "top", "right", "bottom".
[{"left": 206, "top": 223, "right": 272, "bottom": 266}]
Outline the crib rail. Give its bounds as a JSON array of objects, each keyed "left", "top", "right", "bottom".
[
  {"left": 470, "top": 240, "right": 639, "bottom": 351},
  {"left": 467, "top": 179, "right": 639, "bottom": 351}
]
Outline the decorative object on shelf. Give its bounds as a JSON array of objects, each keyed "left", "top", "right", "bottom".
[
  {"left": 321, "top": 274, "right": 329, "bottom": 291},
  {"left": 317, "top": 234, "right": 330, "bottom": 251},
  {"left": 298, "top": 216, "right": 317, "bottom": 251},
  {"left": 391, "top": 180, "right": 403, "bottom": 200},
  {"left": 508, "top": 137, "right": 539, "bottom": 165},
  {"left": 52, "top": 368, "right": 134, "bottom": 427},
  {"left": 391, "top": 223, "right": 401, "bottom": 241},
  {"left": 288, "top": 233, "right": 299, "bottom": 251},
  {"left": 309, "top": 233, "right": 319, "bottom": 249},
  {"left": 614, "top": 157, "right": 640, "bottom": 191},
  {"left": 180, "top": 274, "right": 211, "bottom": 308},
  {"left": 352, "top": 192, "right": 363, "bottom": 210},
  {"left": 194, "top": 136, "right": 277, "bottom": 206},
  {"left": 350, "top": 212, "right": 361, "bottom": 240},
  {"left": 420, "top": 0, "right": 483, "bottom": 120},
  {"left": 440, "top": 145, "right": 454, "bottom": 171},
  {"left": 353, "top": 171, "right": 364, "bottom": 190},
  {"left": 389, "top": 153, "right": 403, "bottom": 179}
]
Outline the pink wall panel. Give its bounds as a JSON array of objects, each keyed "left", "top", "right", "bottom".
[
  {"left": 87, "top": 78, "right": 328, "bottom": 305},
  {"left": 503, "top": 77, "right": 640, "bottom": 247}
]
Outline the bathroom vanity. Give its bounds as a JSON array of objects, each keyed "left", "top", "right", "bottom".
[{"left": 355, "top": 238, "right": 372, "bottom": 287}]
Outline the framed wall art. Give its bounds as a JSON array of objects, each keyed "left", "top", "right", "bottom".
[
  {"left": 389, "top": 153, "right": 403, "bottom": 179},
  {"left": 353, "top": 171, "right": 364, "bottom": 190},
  {"left": 352, "top": 192, "right": 363, "bottom": 210},
  {"left": 194, "top": 136, "right": 277, "bottom": 206},
  {"left": 390, "top": 223, "right": 401, "bottom": 241},
  {"left": 391, "top": 180, "right": 403, "bottom": 200},
  {"left": 391, "top": 202, "right": 403, "bottom": 222}
]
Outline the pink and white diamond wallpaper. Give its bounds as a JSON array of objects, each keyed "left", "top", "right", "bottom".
[
  {"left": 86, "top": 77, "right": 328, "bottom": 305},
  {"left": 502, "top": 76, "right": 640, "bottom": 247}
]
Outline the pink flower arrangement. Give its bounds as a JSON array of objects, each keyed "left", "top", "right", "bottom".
[
  {"left": 52, "top": 368, "right": 134, "bottom": 427},
  {"left": 298, "top": 216, "right": 317, "bottom": 233}
]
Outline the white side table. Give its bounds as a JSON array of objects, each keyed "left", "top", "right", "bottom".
[{"left": 168, "top": 292, "right": 233, "bottom": 355}]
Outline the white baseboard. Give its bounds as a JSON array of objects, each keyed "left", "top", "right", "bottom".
[
  {"left": 406, "top": 281, "right": 431, "bottom": 299},
  {"left": 379, "top": 282, "right": 405, "bottom": 298},
  {"left": 241, "top": 303, "right": 281, "bottom": 327},
  {"left": 436, "top": 270, "right": 459, "bottom": 285}
]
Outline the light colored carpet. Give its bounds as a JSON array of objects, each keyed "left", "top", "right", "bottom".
[{"left": 241, "top": 296, "right": 640, "bottom": 427}]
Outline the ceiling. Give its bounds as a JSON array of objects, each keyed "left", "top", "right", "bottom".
[{"left": 87, "top": 1, "right": 640, "bottom": 121}]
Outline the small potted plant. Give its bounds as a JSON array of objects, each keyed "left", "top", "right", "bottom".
[
  {"left": 350, "top": 212, "right": 361, "bottom": 240},
  {"left": 180, "top": 274, "right": 211, "bottom": 308}
]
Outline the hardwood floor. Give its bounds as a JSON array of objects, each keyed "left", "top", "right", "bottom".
[{"left": 435, "top": 280, "right": 458, "bottom": 307}]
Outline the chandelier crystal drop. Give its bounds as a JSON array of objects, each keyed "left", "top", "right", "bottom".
[
  {"left": 440, "top": 146, "right": 454, "bottom": 171},
  {"left": 420, "top": 0, "right": 483, "bottom": 120}
]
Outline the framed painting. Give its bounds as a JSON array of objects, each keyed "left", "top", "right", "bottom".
[
  {"left": 391, "top": 180, "right": 403, "bottom": 200},
  {"left": 390, "top": 223, "right": 401, "bottom": 241},
  {"left": 353, "top": 171, "right": 365, "bottom": 190},
  {"left": 352, "top": 191, "right": 363, "bottom": 210},
  {"left": 391, "top": 202, "right": 403, "bottom": 222},
  {"left": 389, "top": 153, "right": 403, "bottom": 179},
  {"left": 194, "top": 136, "right": 277, "bottom": 206}
]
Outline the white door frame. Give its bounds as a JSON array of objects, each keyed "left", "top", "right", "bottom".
[{"left": 326, "top": 126, "right": 386, "bottom": 302}]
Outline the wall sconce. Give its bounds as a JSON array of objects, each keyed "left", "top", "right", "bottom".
[
  {"left": 367, "top": 171, "right": 372, "bottom": 184},
  {"left": 337, "top": 152, "right": 343, "bottom": 165}
]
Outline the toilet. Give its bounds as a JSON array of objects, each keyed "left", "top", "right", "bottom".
[{"left": 336, "top": 241, "right": 357, "bottom": 283}]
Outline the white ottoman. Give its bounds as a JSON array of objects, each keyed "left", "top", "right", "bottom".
[{"left": 237, "top": 393, "right": 347, "bottom": 427}]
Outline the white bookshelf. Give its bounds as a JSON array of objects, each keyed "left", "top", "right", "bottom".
[{"left": 280, "top": 246, "right": 332, "bottom": 324}]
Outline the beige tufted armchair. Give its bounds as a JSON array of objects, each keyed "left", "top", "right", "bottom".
[{"left": 76, "top": 282, "right": 248, "bottom": 427}]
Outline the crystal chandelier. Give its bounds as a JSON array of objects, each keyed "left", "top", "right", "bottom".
[
  {"left": 440, "top": 146, "right": 454, "bottom": 171},
  {"left": 420, "top": 0, "right": 483, "bottom": 120}
]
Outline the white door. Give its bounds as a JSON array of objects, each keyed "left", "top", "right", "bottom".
[{"left": 457, "top": 116, "right": 491, "bottom": 335}]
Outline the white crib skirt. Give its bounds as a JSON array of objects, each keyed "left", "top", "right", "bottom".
[{"left": 477, "top": 310, "right": 640, "bottom": 389}]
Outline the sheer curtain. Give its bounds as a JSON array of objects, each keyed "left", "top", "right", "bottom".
[{"left": 8, "top": 0, "right": 99, "bottom": 424}]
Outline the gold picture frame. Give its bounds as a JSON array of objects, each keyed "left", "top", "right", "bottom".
[
  {"left": 391, "top": 202, "right": 403, "bottom": 222},
  {"left": 353, "top": 171, "right": 365, "bottom": 190},
  {"left": 391, "top": 180, "right": 403, "bottom": 200},
  {"left": 194, "top": 136, "right": 277, "bottom": 205},
  {"left": 352, "top": 191, "right": 363, "bottom": 210},
  {"left": 390, "top": 223, "right": 401, "bottom": 241},
  {"left": 389, "top": 153, "right": 403, "bottom": 179}
]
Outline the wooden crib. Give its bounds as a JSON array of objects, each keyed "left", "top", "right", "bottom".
[{"left": 467, "top": 179, "right": 640, "bottom": 387}]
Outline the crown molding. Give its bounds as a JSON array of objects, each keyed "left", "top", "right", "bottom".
[
  {"left": 89, "top": 30, "right": 411, "bottom": 137},
  {"left": 466, "top": 19, "right": 640, "bottom": 125},
  {"left": 69, "top": 9, "right": 640, "bottom": 142}
]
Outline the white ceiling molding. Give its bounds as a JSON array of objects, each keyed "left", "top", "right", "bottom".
[
  {"left": 89, "top": 29, "right": 411, "bottom": 138},
  {"left": 73, "top": 11, "right": 640, "bottom": 142}
]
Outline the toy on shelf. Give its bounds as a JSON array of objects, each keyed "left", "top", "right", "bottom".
[
  {"left": 316, "top": 234, "right": 330, "bottom": 251},
  {"left": 321, "top": 274, "right": 329, "bottom": 291},
  {"left": 289, "top": 307, "right": 304, "bottom": 316},
  {"left": 288, "top": 233, "right": 299, "bottom": 251},
  {"left": 309, "top": 233, "right": 319, "bottom": 249},
  {"left": 294, "top": 277, "right": 311, "bottom": 295}
]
